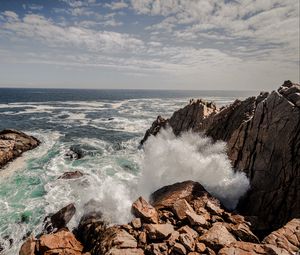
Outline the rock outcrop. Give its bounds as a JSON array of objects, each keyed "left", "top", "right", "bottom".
[
  {"left": 0, "top": 129, "right": 40, "bottom": 168},
  {"left": 141, "top": 80, "right": 300, "bottom": 234},
  {"left": 20, "top": 181, "right": 300, "bottom": 255}
]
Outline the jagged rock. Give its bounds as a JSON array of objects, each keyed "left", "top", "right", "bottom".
[
  {"left": 145, "top": 243, "right": 168, "bottom": 255},
  {"left": 145, "top": 223, "right": 174, "bottom": 240},
  {"left": 140, "top": 116, "right": 168, "bottom": 145},
  {"left": 43, "top": 203, "right": 76, "bottom": 233},
  {"left": 226, "top": 223, "right": 259, "bottom": 243},
  {"left": 58, "top": 170, "right": 84, "bottom": 179},
  {"left": 172, "top": 199, "right": 195, "bottom": 220},
  {"left": 262, "top": 218, "right": 300, "bottom": 253},
  {"left": 0, "top": 129, "right": 40, "bottom": 168},
  {"left": 218, "top": 241, "right": 290, "bottom": 255},
  {"left": 107, "top": 248, "right": 144, "bottom": 255},
  {"left": 132, "top": 197, "right": 159, "bottom": 224},
  {"left": 166, "top": 231, "right": 180, "bottom": 246},
  {"left": 37, "top": 230, "right": 83, "bottom": 255},
  {"left": 19, "top": 237, "right": 35, "bottom": 255},
  {"left": 178, "top": 226, "right": 198, "bottom": 239},
  {"left": 150, "top": 181, "right": 208, "bottom": 209},
  {"left": 195, "top": 242, "right": 206, "bottom": 253},
  {"left": 198, "top": 223, "right": 236, "bottom": 251},
  {"left": 186, "top": 211, "right": 208, "bottom": 227}
]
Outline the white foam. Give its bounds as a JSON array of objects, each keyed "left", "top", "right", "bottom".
[{"left": 138, "top": 129, "right": 250, "bottom": 209}]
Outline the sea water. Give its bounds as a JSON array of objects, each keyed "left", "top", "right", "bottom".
[{"left": 0, "top": 88, "right": 256, "bottom": 254}]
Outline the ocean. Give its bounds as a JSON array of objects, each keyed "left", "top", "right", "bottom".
[{"left": 0, "top": 88, "right": 257, "bottom": 254}]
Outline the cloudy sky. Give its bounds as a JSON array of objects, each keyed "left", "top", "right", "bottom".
[{"left": 0, "top": 0, "right": 299, "bottom": 90}]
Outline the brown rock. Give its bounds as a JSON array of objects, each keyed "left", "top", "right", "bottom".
[
  {"left": 145, "top": 223, "right": 174, "bottom": 240},
  {"left": 198, "top": 223, "right": 236, "bottom": 251},
  {"left": 179, "top": 233, "right": 195, "bottom": 252},
  {"left": 262, "top": 218, "right": 300, "bottom": 253},
  {"left": 19, "top": 237, "right": 35, "bottom": 255},
  {"left": 166, "top": 231, "right": 180, "bottom": 246},
  {"left": 195, "top": 242, "right": 206, "bottom": 253},
  {"left": 227, "top": 223, "right": 259, "bottom": 243},
  {"left": 150, "top": 181, "right": 208, "bottom": 209},
  {"left": 132, "top": 218, "right": 142, "bottom": 229},
  {"left": 138, "top": 232, "right": 147, "bottom": 248},
  {"left": 178, "top": 226, "right": 198, "bottom": 239},
  {"left": 132, "top": 197, "right": 159, "bottom": 224},
  {"left": 172, "top": 242, "right": 187, "bottom": 254},
  {"left": 145, "top": 243, "right": 168, "bottom": 255},
  {"left": 37, "top": 230, "right": 83, "bottom": 254},
  {"left": 172, "top": 199, "right": 195, "bottom": 220},
  {"left": 106, "top": 248, "right": 144, "bottom": 255},
  {"left": 0, "top": 129, "right": 40, "bottom": 168},
  {"left": 186, "top": 211, "right": 208, "bottom": 227}
]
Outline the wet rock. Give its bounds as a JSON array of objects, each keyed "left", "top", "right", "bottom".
[
  {"left": 0, "top": 129, "right": 40, "bottom": 168},
  {"left": 150, "top": 181, "right": 208, "bottom": 210},
  {"left": 58, "top": 170, "right": 84, "bottom": 179},
  {"left": 198, "top": 223, "right": 236, "bottom": 251},
  {"left": 172, "top": 199, "right": 194, "bottom": 220},
  {"left": 140, "top": 116, "right": 168, "bottom": 145},
  {"left": 132, "top": 197, "right": 159, "bottom": 224},
  {"left": 145, "top": 223, "right": 174, "bottom": 240},
  {"left": 43, "top": 203, "right": 76, "bottom": 233},
  {"left": 65, "top": 145, "right": 85, "bottom": 160}
]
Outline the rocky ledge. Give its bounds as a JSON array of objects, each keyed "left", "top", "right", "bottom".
[
  {"left": 0, "top": 129, "right": 40, "bottom": 168},
  {"left": 141, "top": 80, "right": 300, "bottom": 235},
  {"left": 20, "top": 180, "right": 300, "bottom": 255}
]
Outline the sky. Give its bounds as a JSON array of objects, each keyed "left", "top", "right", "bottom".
[{"left": 0, "top": 0, "right": 299, "bottom": 90}]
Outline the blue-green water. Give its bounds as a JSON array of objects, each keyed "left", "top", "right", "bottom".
[{"left": 0, "top": 88, "right": 257, "bottom": 254}]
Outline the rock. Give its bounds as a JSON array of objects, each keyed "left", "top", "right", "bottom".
[
  {"left": 43, "top": 203, "right": 76, "bottom": 233},
  {"left": 179, "top": 233, "right": 195, "bottom": 251},
  {"left": 0, "top": 129, "right": 40, "bottom": 168},
  {"left": 150, "top": 181, "right": 208, "bottom": 209},
  {"left": 166, "top": 231, "right": 180, "bottom": 246},
  {"left": 58, "top": 170, "right": 84, "bottom": 179},
  {"left": 226, "top": 223, "right": 259, "bottom": 243},
  {"left": 195, "top": 242, "right": 206, "bottom": 253},
  {"left": 186, "top": 211, "right": 208, "bottom": 227},
  {"left": 172, "top": 242, "right": 186, "bottom": 254},
  {"left": 138, "top": 232, "right": 147, "bottom": 248},
  {"left": 140, "top": 116, "right": 168, "bottom": 145},
  {"left": 218, "top": 241, "right": 290, "bottom": 255},
  {"left": 19, "top": 237, "right": 35, "bottom": 255},
  {"left": 198, "top": 223, "right": 236, "bottom": 251},
  {"left": 106, "top": 248, "right": 144, "bottom": 255},
  {"left": 145, "top": 243, "right": 168, "bottom": 255},
  {"left": 65, "top": 145, "right": 85, "bottom": 160},
  {"left": 262, "top": 218, "right": 300, "bottom": 253},
  {"left": 131, "top": 218, "right": 142, "bottom": 229},
  {"left": 178, "top": 226, "right": 198, "bottom": 239},
  {"left": 205, "top": 201, "right": 223, "bottom": 216},
  {"left": 145, "top": 223, "right": 174, "bottom": 240},
  {"left": 172, "top": 199, "right": 195, "bottom": 220},
  {"left": 132, "top": 197, "right": 159, "bottom": 224},
  {"left": 36, "top": 230, "right": 83, "bottom": 254}
]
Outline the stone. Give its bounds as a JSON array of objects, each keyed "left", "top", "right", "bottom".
[
  {"left": 166, "top": 231, "right": 180, "bottom": 246},
  {"left": 58, "top": 171, "right": 84, "bottom": 179},
  {"left": 132, "top": 218, "right": 142, "bottom": 229},
  {"left": 195, "top": 242, "right": 206, "bottom": 253},
  {"left": 19, "top": 237, "right": 35, "bottom": 255},
  {"left": 205, "top": 201, "right": 223, "bottom": 216},
  {"left": 179, "top": 233, "right": 195, "bottom": 252},
  {"left": 172, "top": 242, "right": 186, "bottom": 255},
  {"left": 145, "top": 243, "right": 168, "bottom": 255},
  {"left": 132, "top": 197, "right": 159, "bottom": 224},
  {"left": 178, "top": 226, "right": 198, "bottom": 239},
  {"left": 227, "top": 223, "right": 259, "bottom": 243},
  {"left": 145, "top": 223, "right": 174, "bottom": 240},
  {"left": 43, "top": 203, "right": 76, "bottom": 233},
  {"left": 186, "top": 211, "right": 208, "bottom": 227},
  {"left": 37, "top": 230, "right": 83, "bottom": 254},
  {"left": 150, "top": 181, "right": 208, "bottom": 209},
  {"left": 0, "top": 129, "right": 40, "bottom": 168},
  {"left": 198, "top": 223, "right": 236, "bottom": 250},
  {"left": 106, "top": 248, "right": 144, "bottom": 255},
  {"left": 262, "top": 218, "right": 300, "bottom": 253},
  {"left": 138, "top": 232, "right": 147, "bottom": 248},
  {"left": 172, "top": 199, "right": 195, "bottom": 220}
]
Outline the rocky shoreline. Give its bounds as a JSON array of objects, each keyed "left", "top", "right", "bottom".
[{"left": 1, "top": 81, "right": 300, "bottom": 254}]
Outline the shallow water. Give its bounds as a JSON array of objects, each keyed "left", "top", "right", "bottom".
[{"left": 0, "top": 88, "right": 256, "bottom": 254}]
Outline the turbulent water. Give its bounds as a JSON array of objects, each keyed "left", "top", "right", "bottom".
[{"left": 0, "top": 88, "right": 256, "bottom": 254}]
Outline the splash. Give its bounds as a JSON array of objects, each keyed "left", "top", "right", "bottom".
[{"left": 138, "top": 129, "right": 250, "bottom": 209}]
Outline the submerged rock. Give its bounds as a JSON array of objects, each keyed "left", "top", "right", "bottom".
[
  {"left": 58, "top": 170, "right": 84, "bottom": 179},
  {"left": 0, "top": 129, "right": 40, "bottom": 168}
]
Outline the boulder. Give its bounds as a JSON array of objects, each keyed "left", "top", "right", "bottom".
[
  {"left": 172, "top": 242, "right": 186, "bottom": 254},
  {"left": 172, "top": 199, "right": 195, "bottom": 220},
  {"left": 37, "top": 230, "right": 83, "bottom": 255},
  {"left": 145, "top": 223, "right": 174, "bottom": 240},
  {"left": 19, "top": 237, "right": 35, "bottom": 255},
  {"left": 198, "top": 223, "right": 236, "bottom": 251},
  {"left": 150, "top": 181, "right": 208, "bottom": 209},
  {"left": 0, "top": 129, "right": 40, "bottom": 168},
  {"left": 132, "top": 197, "right": 159, "bottom": 224},
  {"left": 43, "top": 203, "right": 76, "bottom": 233}
]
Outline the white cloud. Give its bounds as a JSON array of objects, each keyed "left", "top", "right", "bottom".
[
  {"left": 3, "top": 11, "right": 19, "bottom": 20},
  {"left": 105, "top": 1, "right": 129, "bottom": 10}
]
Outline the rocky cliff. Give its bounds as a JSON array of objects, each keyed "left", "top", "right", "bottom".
[
  {"left": 20, "top": 181, "right": 300, "bottom": 255},
  {"left": 141, "top": 81, "right": 300, "bottom": 234},
  {"left": 0, "top": 129, "right": 40, "bottom": 168}
]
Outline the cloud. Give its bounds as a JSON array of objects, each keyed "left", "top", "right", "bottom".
[
  {"left": 105, "top": 1, "right": 129, "bottom": 10},
  {"left": 2, "top": 11, "right": 19, "bottom": 20}
]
